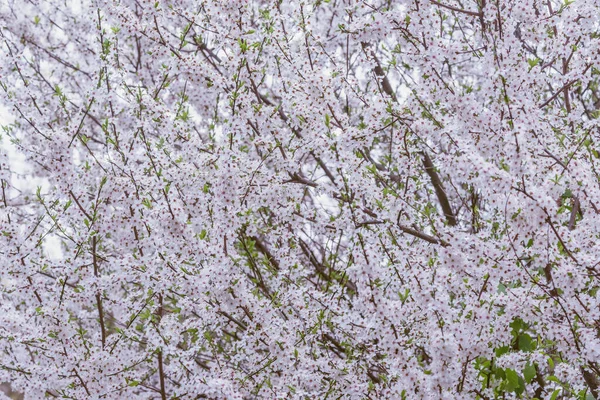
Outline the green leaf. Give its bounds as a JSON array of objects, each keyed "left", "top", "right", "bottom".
[
  {"left": 505, "top": 368, "right": 520, "bottom": 391},
  {"left": 527, "top": 58, "right": 540, "bottom": 70},
  {"left": 518, "top": 333, "right": 533, "bottom": 351},
  {"left": 523, "top": 363, "right": 536, "bottom": 383},
  {"left": 238, "top": 38, "right": 248, "bottom": 53},
  {"left": 497, "top": 282, "right": 507, "bottom": 294}
]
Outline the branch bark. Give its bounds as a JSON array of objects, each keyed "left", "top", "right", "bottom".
[
  {"left": 93, "top": 236, "right": 106, "bottom": 348},
  {"left": 422, "top": 152, "right": 457, "bottom": 226},
  {"left": 397, "top": 223, "right": 450, "bottom": 247},
  {"left": 582, "top": 365, "right": 600, "bottom": 400},
  {"left": 430, "top": 0, "right": 482, "bottom": 17}
]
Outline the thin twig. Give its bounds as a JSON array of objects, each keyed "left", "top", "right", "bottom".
[
  {"left": 69, "top": 190, "right": 93, "bottom": 221},
  {"left": 539, "top": 80, "right": 577, "bottom": 109},
  {"left": 68, "top": 97, "right": 95, "bottom": 148}
]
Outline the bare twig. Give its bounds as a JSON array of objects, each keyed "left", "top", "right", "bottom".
[
  {"left": 69, "top": 190, "right": 93, "bottom": 221},
  {"left": 68, "top": 97, "right": 95, "bottom": 148}
]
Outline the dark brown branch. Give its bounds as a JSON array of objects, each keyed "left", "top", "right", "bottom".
[
  {"left": 298, "top": 239, "right": 357, "bottom": 293},
  {"left": 156, "top": 294, "right": 167, "bottom": 400},
  {"left": 312, "top": 153, "right": 337, "bottom": 184},
  {"left": 283, "top": 172, "right": 318, "bottom": 187},
  {"left": 157, "top": 350, "right": 167, "bottom": 400},
  {"left": 239, "top": 235, "right": 272, "bottom": 298},
  {"left": 421, "top": 152, "right": 457, "bottom": 226},
  {"left": 430, "top": 0, "right": 482, "bottom": 17},
  {"left": 13, "top": 105, "right": 51, "bottom": 140},
  {"left": 582, "top": 365, "right": 600, "bottom": 399},
  {"left": 72, "top": 369, "right": 91, "bottom": 396},
  {"left": 95, "top": 293, "right": 106, "bottom": 348},
  {"left": 92, "top": 236, "right": 100, "bottom": 276},
  {"left": 546, "top": 216, "right": 579, "bottom": 264},
  {"left": 356, "top": 220, "right": 386, "bottom": 228},
  {"left": 541, "top": 148, "right": 568, "bottom": 170},
  {"left": 361, "top": 42, "right": 397, "bottom": 103},
  {"left": 568, "top": 196, "right": 580, "bottom": 231},
  {"left": 93, "top": 236, "right": 106, "bottom": 348},
  {"left": 20, "top": 36, "right": 93, "bottom": 78},
  {"left": 1, "top": 179, "right": 7, "bottom": 208},
  {"left": 539, "top": 80, "right": 577, "bottom": 109},
  {"left": 252, "top": 236, "right": 280, "bottom": 271},
  {"left": 37, "top": 270, "right": 77, "bottom": 288},
  {"left": 299, "top": 4, "right": 314, "bottom": 71},
  {"left": 69, "top": 190, "right": 93, "bottom": 222},
  {"left": 217, "top": 310, "right": 248, "bottom": 330},
  {"left": 397, "top": 223, "right": 450, "bottom": 247},
  {"left": 68, "top": 97, "right": 95, "bottom": 148}
]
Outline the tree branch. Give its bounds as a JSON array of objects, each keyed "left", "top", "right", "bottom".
[
  {"left": 422, "top": 152, "right": 457, "bottom": 226},
  {"left": 397, "top": 222, "right": 450, "bottom": 247},
  {"left": 430, "top": 0, "right": 482, "bottom": 17}
]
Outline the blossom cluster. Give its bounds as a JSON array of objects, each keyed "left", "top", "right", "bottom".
[{"left": 0, "top": 0, "right": 599, "bottom": 398}]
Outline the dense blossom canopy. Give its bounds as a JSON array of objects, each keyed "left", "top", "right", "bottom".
[{"left": 1, "top": 0, "right": 600, "bottom": 398}]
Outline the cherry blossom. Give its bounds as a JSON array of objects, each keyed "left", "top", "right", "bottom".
[{"left": 1, "top": 0, "right": 599, "bottom": 398}]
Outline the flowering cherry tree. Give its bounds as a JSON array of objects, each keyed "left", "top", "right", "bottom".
[{"left": 1, "top": 0, "right": 600, "bottom": 398}]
